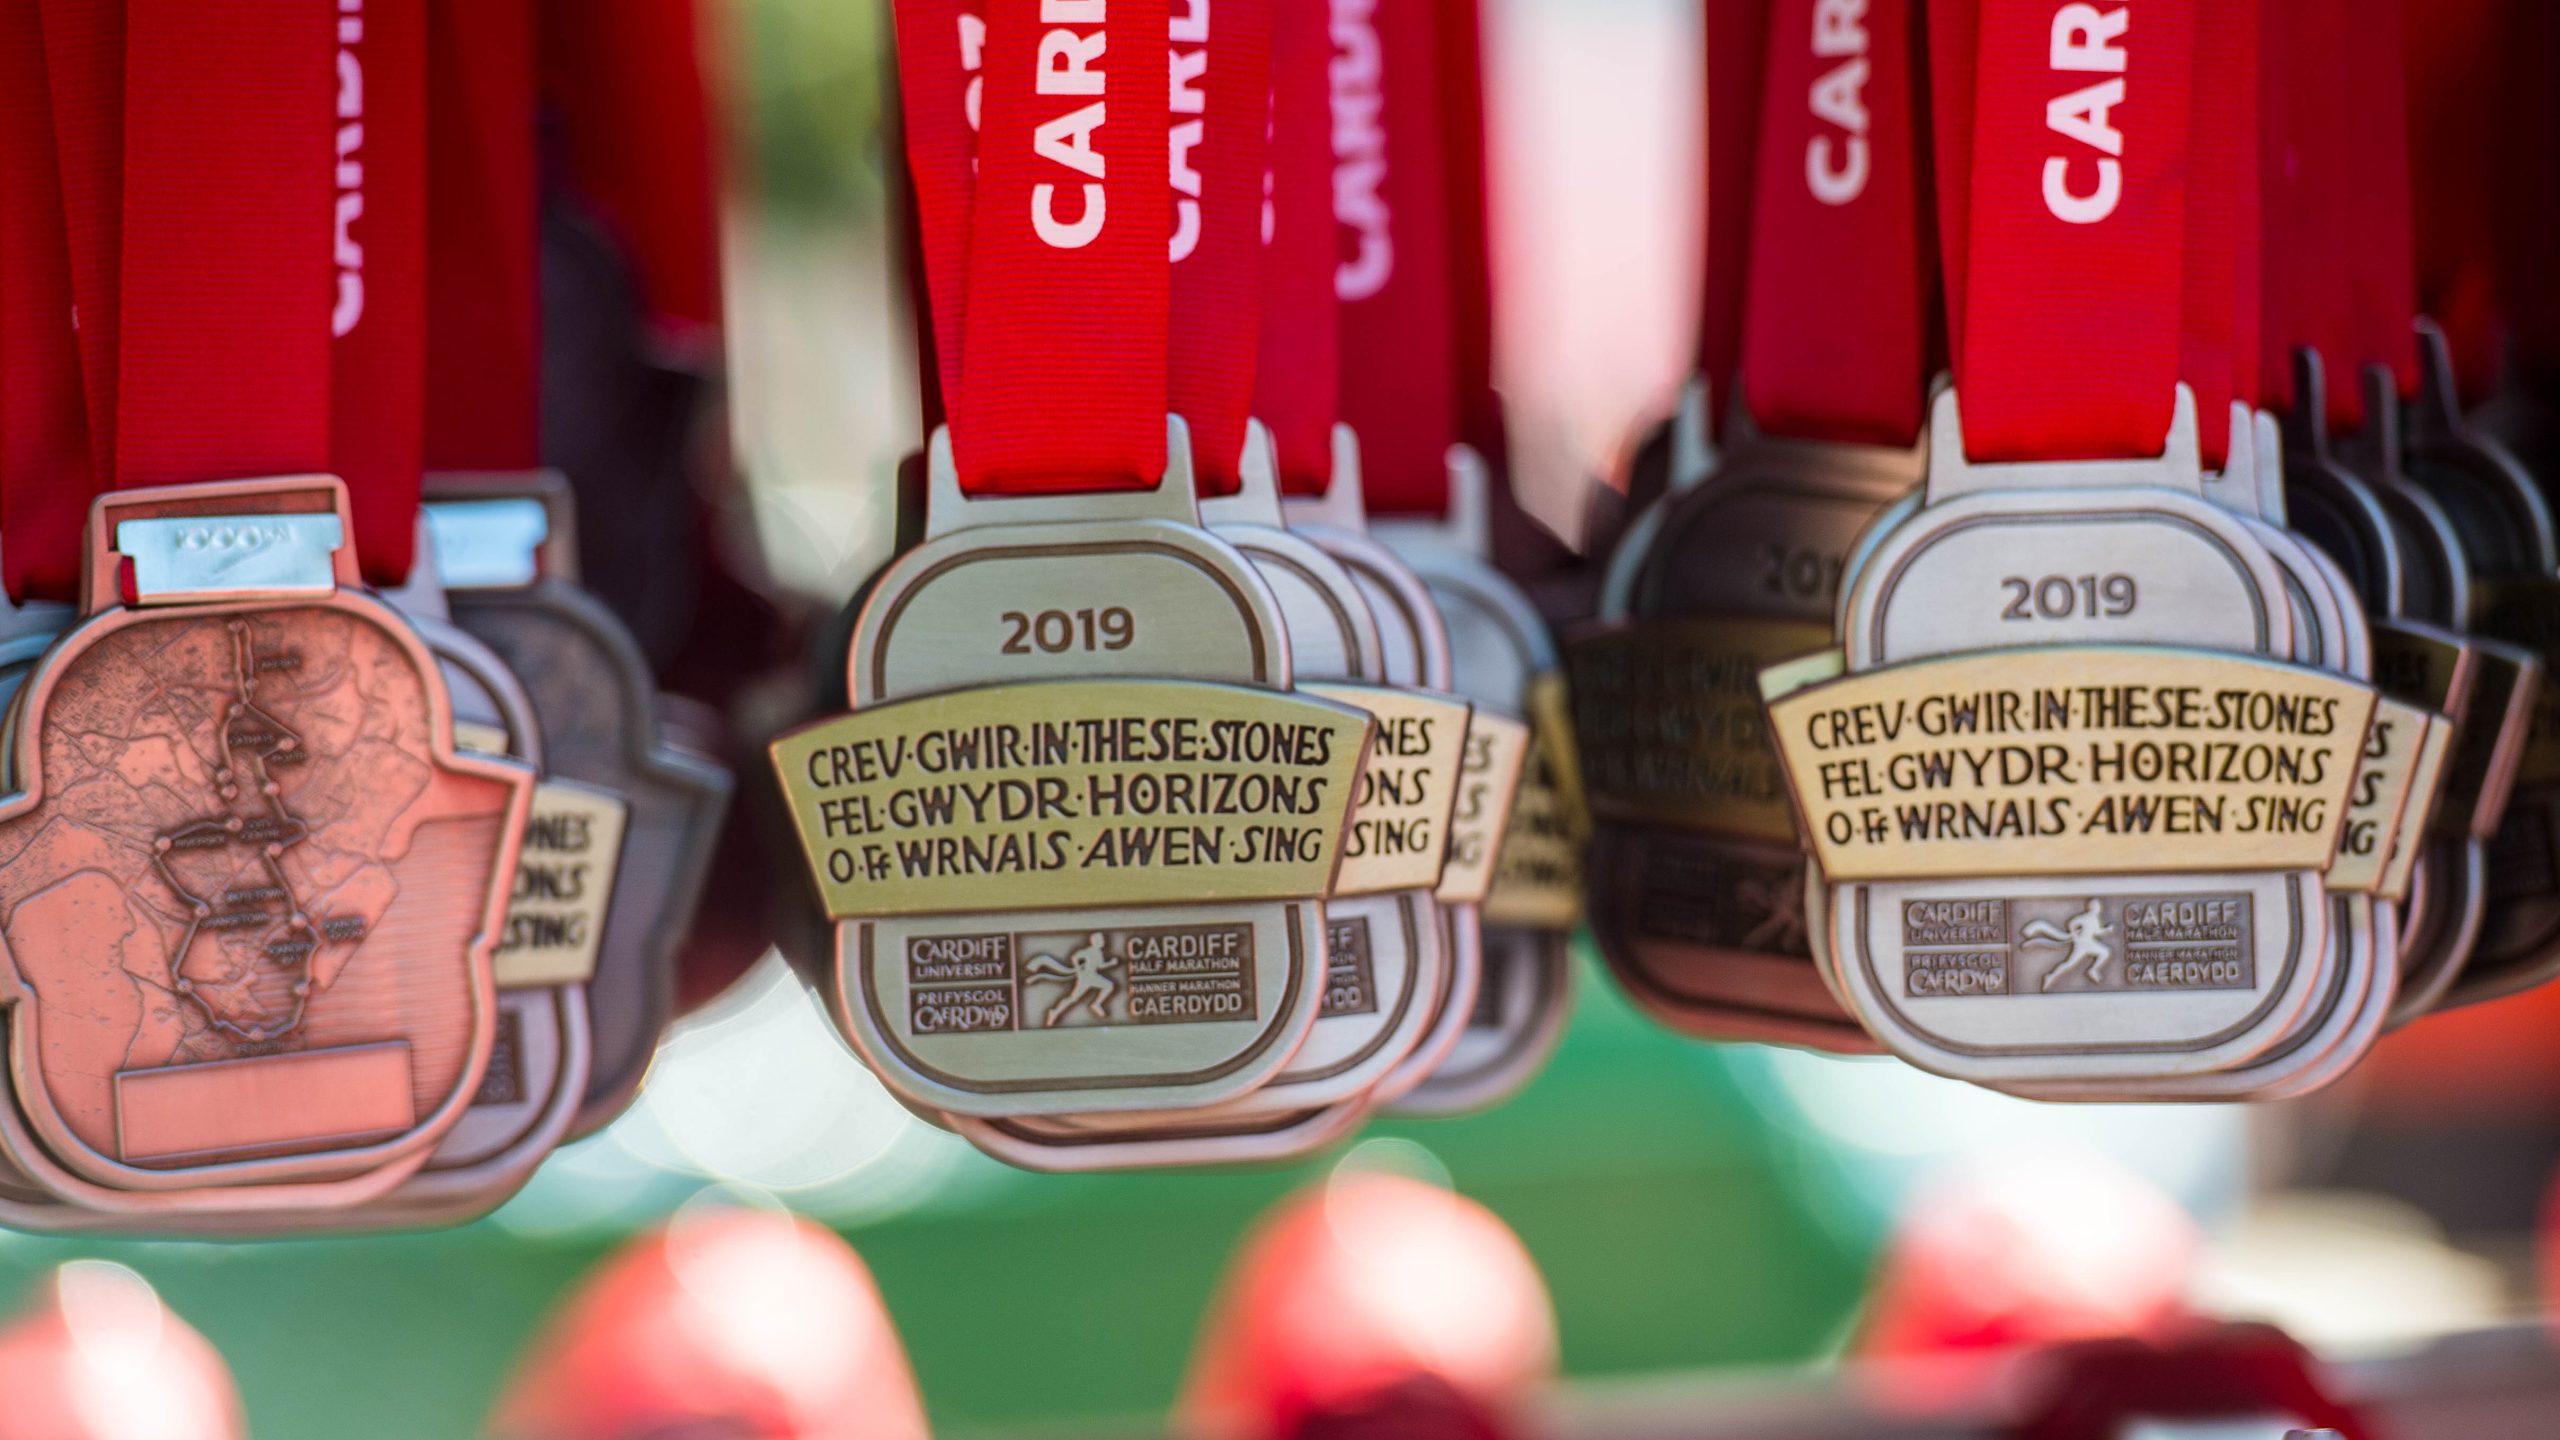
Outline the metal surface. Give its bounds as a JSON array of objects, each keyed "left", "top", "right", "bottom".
[
  {"left": 828, "top": 422, "right": 1329, "bottom": 1117},
  {"left": 428, "top": 473, "right": 733, "bottom": 1136},
  {"left": 0, "top": 480, "right": 531, "bottom": 1215},
  {"left": 1583, "top": 423, "right": 1916, "bottom": 1049},
  {"left": 1825, "top": 389, "right": 2337, "bottom": 1083}
]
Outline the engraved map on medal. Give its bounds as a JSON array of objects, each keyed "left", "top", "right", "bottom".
[{"left": 0, "top": 610, "right": 518, "bottom": 1165}]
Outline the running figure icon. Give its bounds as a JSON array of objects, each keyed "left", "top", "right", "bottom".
[
  {"left": 2022, "top": 899, "right": 2115, "bottom": 991},
  {"left": 1025, "top": 932, "right": 1122, "bottom": 1027}
]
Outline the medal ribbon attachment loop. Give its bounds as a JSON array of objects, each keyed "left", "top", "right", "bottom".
[
  {"left": 1940, "top": 0, "right": 2196, "bottom": 464},
  {"left": 1167, "top": 0, "right": 1272, "bottom": 494},
  {"left": 1738, "top": 0, "right": 1930, "bottom": 448},
  {"left": 1254, "top": 0, "right": 1337, "bottom": 497},
  {"left": 917, "top": 0, "right": 1172, "bottom": 496}
]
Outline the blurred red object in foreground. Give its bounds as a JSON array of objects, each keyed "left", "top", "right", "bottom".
[
  {"left": 0, "top": 1262, "right": 243, "bottom": 1440},
  {"left": 1178, "top": 1170, "right": 1556, "bottom": 1440},
  {"left": 487, "top": 1206, "right": 928, "bottom": 1440},
  {"left": 1855, "top": 1153, "right": 2201, "bottom": 1409},
  {"left": 2010, "top": 1323, "right": 2369, "bottom": 1440}
]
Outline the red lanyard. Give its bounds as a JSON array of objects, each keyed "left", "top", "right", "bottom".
[
  {"left": 900, "top": 0, "right": 1172, "bottom": 496},
  {"left": 1168, "top": 0, "right": 1271, "bottom": 494},
  {"left": 1333, "top": 0, "right": 1459, "bottom": 516},
  {"left": 334, "top": 0, "right": 430, "bottom": 584},
  {"left": 1737, "top": 0, "right": 1929, "bottom": 448},
  {"left": 426, "top": 0, "right": 541, "bottom": 473},
  {"left": 2404, "top": 0, "right": 2501, "bottom": 404},
  {"left": 1700, "top": 0, "right": 1771, "bottom": 441},
  {"left": 1439, "top": 0, "right": 1503, "bottom": 470},
  {"left": 2259, "top": 0, "right": 2406, "bottom": 432},
  {"left": 2341, "top": 0, "right": 2418, "bottom": 414},
  {"left": 115, "top": 2, "right": 339, "bottom": 487},
  {"left": 39, "top": 0, "right": 121, "bottom": 495},
  {"left": 1927, "top": 0, "right": 1976, "bottom": 366},
  {"left": 1254, "top": 0, "right": 1337, "bottom": 496},
  {"left": 2490, "top": 0, "right": 2560, "bottom": 381},
  {"left": 0, "top": 0, "right": 89, "bottom": 602},
  {"left": 541, "top": 0, "right": 724, "bottom": 367},
  {"left": 1941, "top": 0, "right": 2195, "bottom": 464},
  {"left": 19, "top": 1, "right": 425, "bottom": 599},
  {"left": 897, "top": 0, "right": 982, "bottom": 433},
  {"left": 2180, "top": 0, "right": 2256, "bottom": 469}
]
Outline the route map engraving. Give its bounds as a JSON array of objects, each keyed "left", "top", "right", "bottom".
[
  {"left": 0, "top": 607, "right": 525, "bottom": 1169},
  {"left": 150, "top": 623, "right": 365, "bottom": 1044}
]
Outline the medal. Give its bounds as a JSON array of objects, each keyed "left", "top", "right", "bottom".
[
  {"left": 424, "top": 481, "right": 730, "bottom": 1137},
  {"left": 371, "top": 582, "right": 594, "bottom": 1221},
  {"left": 1322, "top": 0, "right": 1565, "bottom": 1113},
  {"left": 776, "top": 0, "right": 1370, "bottom": 1124},
  {"left": 2260, "top": 4, "right": 2535, "bottom": 1023},
  {"left": 1783, "top": 0, "right": 2390, "bottom": 1090},
  {"left": 412, "top": 0, "right": 731, "bottom": 1136},
  {"left": 0, "top": 0, "right": 533, "bottom": 1219},
  {"left": 946, "top": 0, "right": 1430, "bottom": 1166},
  {"left": 2015, "top": 0, "right": 2424, "bottom": 1100},
  {"left": 1578, "top": 0, "right": 1929, "bottom": 1052}
]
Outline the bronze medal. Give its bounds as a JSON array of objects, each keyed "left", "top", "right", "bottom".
[{"left": 0, "top": 481, "right": 532, "bottom": 1214}]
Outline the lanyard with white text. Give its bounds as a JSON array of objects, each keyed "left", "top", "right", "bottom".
[
  {"left": 1739, "top": 0, "right": 1931, "bottom": 449},
  {"left": 1940, "top": 0, "right": 2193, "bottom": 470},
  {"left": 1334, "top": 0, "right": 1460, "bottom": 519},
  {"left": 930, "top": 0, "right": 1169, "bottom": 494},
  {"left": 1169, "top": 0, "right": 1270, "bottom": 495},
  {"left": 1254, "top": 0, "right": 1336, "bottom": 499}
]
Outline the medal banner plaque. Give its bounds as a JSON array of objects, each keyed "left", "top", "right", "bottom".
[
  {"left": 1437, "top": 710, "right": 1530, "bottom": 906},
  {"left": 2328, "top": 698, "right": 2440, "bottom": 896},
  {"left": 2381, "top": 711, "right": 2454, "bottom": 903},
  {"left": 774, "top": 679, "right": 1372, "bottom": 917},
  {"left": 1484, "top": 739, "right": 1586, "bottom": 930},
  {"left": 1765, "top": 647, "right": 2374, "bottom": 883},
  {"left": 488, "top": 779, "right": 630, "bottom": 988},
  {"left": 1483, "top": 673, "right": 1587, "bottom": 929},
  {"left": 1569, "top": 618, "right": 1836, "bottom": 841},
  {"left": 1299, "top": 683, "right": 1469, "bottom": 896}
]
